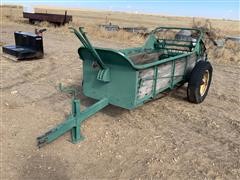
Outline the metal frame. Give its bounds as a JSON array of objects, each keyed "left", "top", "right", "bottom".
[
  {"left": 37, "top": 26, "right": 205, "bottom": 147},
  {"left": 37, "top": 85, "right": 109, "bottom": 147}
]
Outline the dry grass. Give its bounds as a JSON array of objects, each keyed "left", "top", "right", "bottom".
[
  {"left": 1, "top": 5, "right": 24, "bottom": 22},
  {"left": 207, "top": 40, "right": 240, "bottom": 64},
  {"left": 1, "top": 5, "right": 240, "bottom": 63},
  {"left": 85, "top": 25, "right": 145, "bottom": 45},
  {"left": 190, "top": 18, "right": 240, "bottom": 64},
  {"left": 0, "top": 41, "right": 6, "bottom": 46}
]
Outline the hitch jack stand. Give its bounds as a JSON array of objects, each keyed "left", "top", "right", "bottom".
[{"left": 37, "top": 98, "right": 108, "bottom": 147}]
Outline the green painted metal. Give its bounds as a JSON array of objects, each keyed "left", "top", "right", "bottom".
[
  {"left": 37, "top": 95, "right": 108, "bottom": 147},
  {"left": 69, "top": 27, "right": 110, "bottom": 82},
  {"left": 170, "top": 60, "right": 175, "bottom": 89},
  {"left": 37, "top": 26, "right": 206, "bottom": 147}
]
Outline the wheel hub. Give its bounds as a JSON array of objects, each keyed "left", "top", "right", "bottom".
[{"left": 200, "top": 70, "right": 209, "bottom": 96}]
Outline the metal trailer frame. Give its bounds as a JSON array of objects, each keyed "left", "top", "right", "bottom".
[
  {"left": 23, "top": 11, "right": 72, "bottom": 26},
  {"left": 37, "top": 26, "right": 206, "bottom": 147}
]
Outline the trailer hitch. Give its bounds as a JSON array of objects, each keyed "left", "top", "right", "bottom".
[{"left": 37, "top": 84, "right": 109, "bottom": 147}]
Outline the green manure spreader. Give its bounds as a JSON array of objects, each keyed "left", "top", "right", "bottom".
[{"left": 37, "top": 26, "right": 213, "bottom": 147}]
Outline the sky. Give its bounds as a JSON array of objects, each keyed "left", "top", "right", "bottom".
[{"left": 2, "top": 0, "right": 240, "bottom": 20}]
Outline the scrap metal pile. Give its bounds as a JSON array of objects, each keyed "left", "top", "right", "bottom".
[{"left": 98, "top": 22, "right": 148, "bottom": 35}]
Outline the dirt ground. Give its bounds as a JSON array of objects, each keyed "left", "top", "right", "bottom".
[{"left": 1, "top": 16, "right": 240, "bottom": 180}]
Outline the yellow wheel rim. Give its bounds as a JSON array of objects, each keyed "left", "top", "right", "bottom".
[{"left": 200, "top": 70, "right": 209, "bottom": 96}]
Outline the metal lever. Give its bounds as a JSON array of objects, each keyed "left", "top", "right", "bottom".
[
  {"left": 59, "top": 83, "right": 77, "bottom": 98},
  {"left": 69, "top": 27, "right": 110, "bottom": 82},
  {"left": 69, "top": 27, "right": 106, "bottom": 69}
]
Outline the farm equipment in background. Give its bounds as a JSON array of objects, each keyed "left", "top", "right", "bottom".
[
  {"left": 225, "top": 36, "right": 240, "bottom": 43},
  {"left": 122, "top": 26, "right": 148, "bottom": 33},
  {"left": 2, "top": 29, "right": 46, "bottom": 61},
  {"left": 98, "top": 22, "right": 148, "bottom": 35},
  {"left": 37, "top": 26, "right": 213, "bottom": 147},
  {"left": 98, "top": 23, "right": 120, "bottom": 31},
  {"left": 23, "top": 10, "right": 72, "bottom": 26}
]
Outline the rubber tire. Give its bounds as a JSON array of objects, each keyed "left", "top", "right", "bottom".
[{"left": 187, "top": 61, "right": 213, "bottom": 104}]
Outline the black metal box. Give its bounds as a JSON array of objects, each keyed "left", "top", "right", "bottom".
[{"left": 2, "top": 31, "right": 44, "bottom": 60}]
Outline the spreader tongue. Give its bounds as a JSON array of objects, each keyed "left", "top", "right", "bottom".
[{"left": 37, "top": 96, "right": 108, "bottom": 147}]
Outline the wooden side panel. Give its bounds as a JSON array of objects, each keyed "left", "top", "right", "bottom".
[
  {"left": 186, "top": 54, "right": 196, "bottom": 73},
  {"left": 174, "top": 58, "right": 186, "bottom": 82},
  {"left": 135, "top": 53, "right": 198, "bottom": 103},
  {"left": 156, "top": 62, "right": 172, "bottom": 91},
  {"left": 137, "top": 68, "right": 154, "bottom": 99}
]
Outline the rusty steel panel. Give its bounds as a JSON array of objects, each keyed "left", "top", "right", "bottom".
[{"left": 23, "top": 12, "right": 72, "bottom": 25}]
